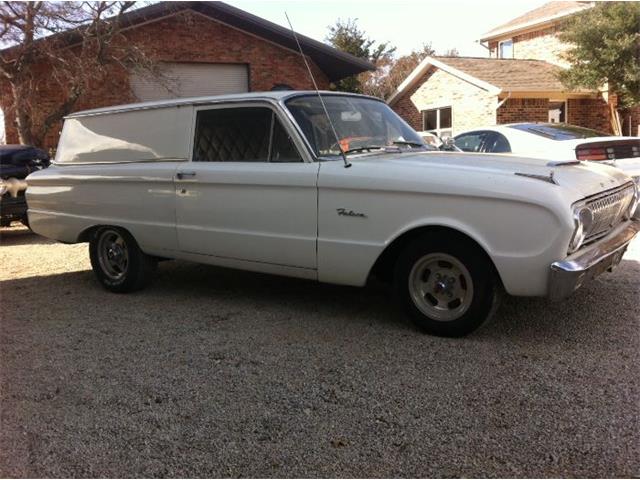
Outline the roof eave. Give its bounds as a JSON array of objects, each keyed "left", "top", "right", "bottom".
[{"left": 0, "top": 1, "right": 374, "bottom": 82}]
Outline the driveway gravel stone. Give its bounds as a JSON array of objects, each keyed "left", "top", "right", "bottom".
[{"left": 1, "top": 225, "right": 638, "bottom": 477}]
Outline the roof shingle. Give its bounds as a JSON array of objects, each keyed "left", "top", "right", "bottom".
[
  {"left": 481, "top": 1, "right": 593, "bottom": 41},
  {"left": 434, "top": 56, "right": 568, "bottom": 91}
]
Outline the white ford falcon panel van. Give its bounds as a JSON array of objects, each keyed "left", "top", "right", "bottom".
[{"left": 26, "top": 91, "right": 639, "bottom": 336}]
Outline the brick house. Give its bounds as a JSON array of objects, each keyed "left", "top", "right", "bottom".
[
  {"left": 390, "top": 1, "right": 639, "bottom": 137},
  {"left": 0, "top": 1, "right": 373, "bottom": 149}
]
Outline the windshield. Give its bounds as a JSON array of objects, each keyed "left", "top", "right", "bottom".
[
  {"left": 508, "top": 123, "right": 608, "bottom": 141},
  {"left": 285, "top": 94, "right": 433, "bottom": 158}
]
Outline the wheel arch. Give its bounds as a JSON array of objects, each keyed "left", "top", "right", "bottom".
[
  {"left": 77, "top": 224, "right": 137, "bottom": 243},
  {"left": 77, "top": 224, "right": 106, "bottom": 243},
  {"left": 369, "top": 224, "right": 503, "bottom": 286}
]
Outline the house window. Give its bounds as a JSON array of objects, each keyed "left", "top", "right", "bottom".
[
  {"left": 498, "top": 39, "right": 513, "bottom": 58},
  {"left": 422, "top": 107, "right": 452, "bottom": 138}
]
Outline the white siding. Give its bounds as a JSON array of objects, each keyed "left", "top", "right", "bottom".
[{"left": 131, "top": 63, "right": 249, "bottom": 101}]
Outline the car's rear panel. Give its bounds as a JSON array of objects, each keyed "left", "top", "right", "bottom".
[{"left": 575, "top": 138, "right": 640, "bottom": 161}]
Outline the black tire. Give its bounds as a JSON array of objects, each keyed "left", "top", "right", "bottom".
[
  {"left": 394, "top": 234, "right": 500, "bottom": 337},
  {"left": 89, "top": 226, "right": 157, "bottom": 293}
]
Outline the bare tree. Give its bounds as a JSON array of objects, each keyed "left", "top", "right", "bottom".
[
  {"left": 360, "top": 43, "right": 436, "bottom": 100},
  {"left": 0, "top": 1, "right": 159, "bottom": 147}
]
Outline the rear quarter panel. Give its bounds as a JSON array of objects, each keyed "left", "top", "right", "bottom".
[
  {"left": 27, "top": 163, "right": 181, "bottom": 255},
  {"left": 26, "top": 104, "right": 193, "bottom": 254}
]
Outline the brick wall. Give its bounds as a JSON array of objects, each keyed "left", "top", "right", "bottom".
[
  {"left": 567, "top": 97, "right": 612, "bottom": 133},
  {"left": 621, "top": 106, "right": 640, "bottom": 137},
  {"left": 391, "top": 79, "right": 424, "bottom": 131},
  {"left": 0, "top": 10, "right": 330, "bottom": 149},
  {"left": 497, "top": 98, "right": 549, "bottom": 124},
  {"left": 495, "top": 97, "right": 613, "bottom": 133},
  {"left": 391, "top": 67, "right": 497, "bottom": 134},
  {"left": 489, "top": 27, "right": 570, "bottom": 67}
]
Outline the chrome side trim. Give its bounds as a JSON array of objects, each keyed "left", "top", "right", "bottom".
[
  {"left": 514, "top": 171, "right": 558, "bottom": 185},
  {"left": 546, "top": 160, "right": 582, "bottom": 167}
]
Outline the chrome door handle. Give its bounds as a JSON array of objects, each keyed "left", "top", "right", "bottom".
[{"left": 177, "top": 171, "right": 196, "bottom": 180}]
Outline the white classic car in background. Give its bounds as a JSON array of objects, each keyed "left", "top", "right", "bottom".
[
  {"left": 453, "top": 123, "right": 640, "bottom": 184},
  {"left": 26, "top": 92, "right": 640, "bottom": 336}
]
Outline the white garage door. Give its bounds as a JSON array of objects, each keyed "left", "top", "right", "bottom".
[{"left": 131, "top": 63, "right": 249, "bottom": 101}]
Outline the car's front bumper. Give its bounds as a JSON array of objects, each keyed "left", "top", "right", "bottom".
[{"left": 549, "top": 219, "right": 640, "bottom": 301}]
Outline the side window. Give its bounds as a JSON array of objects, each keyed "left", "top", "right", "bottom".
[
  {"left": 193, "top": 107, "right": 302, "bottom": 163},
  {"left": 484, "top": 132, "right": 511, "bottom": 153},
  {"left": 270, "top": 114, "right": 303, "bottom": 163},
  {"left": 193, "top": 107, "right": 271, "bottom": 162},
  {"left": 455, "top": 132, "right": 486, "bottom": 152}
]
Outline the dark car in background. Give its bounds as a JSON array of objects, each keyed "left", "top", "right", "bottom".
[{"left": 1, "top": 145, "right": 50, "bottom": 227}]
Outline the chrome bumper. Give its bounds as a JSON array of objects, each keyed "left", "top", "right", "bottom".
[{"left": 549, "top": 220, "right": 640, "bottom": 301}]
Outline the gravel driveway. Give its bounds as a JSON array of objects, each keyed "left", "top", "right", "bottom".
[{"left": 1, "top": 225, "right": 639, "bottom": 477}]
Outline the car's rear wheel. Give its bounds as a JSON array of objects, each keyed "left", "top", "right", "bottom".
[
  {"left": 89, "top": 227, "right": 156, "bottom": 293},
  {"left": 394, "top": 235, "right": 500, "bottom": 337}
]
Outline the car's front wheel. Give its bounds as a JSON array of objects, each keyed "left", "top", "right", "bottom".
[
  {"left": 394, "top": 234, "right": 500, "bottom": 337},
  {"left": 89, "top": 227, "right": 156, "bottom": 293}
]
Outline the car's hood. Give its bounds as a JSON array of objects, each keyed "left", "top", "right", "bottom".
[{"left": 350, "top": 151, "right": 632, "bottom": 198}]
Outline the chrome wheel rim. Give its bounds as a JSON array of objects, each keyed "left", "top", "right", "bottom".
[
  {"left": 408, "top": 253, "right": 474, "bottom": 322},
  {"left": 97, "top": 230, "right": 129, "bottom": 281}
]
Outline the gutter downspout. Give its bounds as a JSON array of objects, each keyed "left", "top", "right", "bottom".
[
  {"left": 476, "top": 40, "right": 491, "bottom": 53},
  {"left": 496, "top": 91, "right": 511, "bottom": 110}
]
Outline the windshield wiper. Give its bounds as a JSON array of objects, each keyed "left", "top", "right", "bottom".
[
  {"left": 392, "top": 140, "right": 425, "bottom": 147},
  {"left": 343, "top": 146, "right": 385, "bottom": 154}
]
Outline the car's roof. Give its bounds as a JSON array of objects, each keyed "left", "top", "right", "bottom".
[
  {"left": 0, "top": 144, "right": 35, "bottom": 152},
  {"left": 455, "top": 123, "right": 530, "bottom": 134},
  {"left": 0, "top": 144, "right": 48, "bottom": 163},
  {"left": 67, "top": 90, "right": 380, "bottom": 118},
  {"left": 455, "top": 123, "right": 604, "bottom": 137}
]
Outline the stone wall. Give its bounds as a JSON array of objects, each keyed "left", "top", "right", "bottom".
[{"left": 391, "top": 67, "right": 497, "bottom": 134}]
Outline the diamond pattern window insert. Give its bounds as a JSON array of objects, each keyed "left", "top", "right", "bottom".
[
  {"left": 193, "top": 107, "right": 303, "bottom": 163},
  {"left": 194, "top": 108, "right": 271, "bottom": 162}
]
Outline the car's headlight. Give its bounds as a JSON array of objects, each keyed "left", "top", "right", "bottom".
[{"left": 568, "top": 203, "right": 594, "bottom": 253}]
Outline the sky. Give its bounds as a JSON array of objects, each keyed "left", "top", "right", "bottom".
[{"left": 228, "top": 0, "right": 550, "bottom": 57}]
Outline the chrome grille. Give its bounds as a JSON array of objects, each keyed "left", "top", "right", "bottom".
[{"left": 584, "top": 182, "right": 636, "bottom": 244}]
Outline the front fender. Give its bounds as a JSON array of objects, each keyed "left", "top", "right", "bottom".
[{"left": 317, "top": 191, "right": 573, "bottom": 296}]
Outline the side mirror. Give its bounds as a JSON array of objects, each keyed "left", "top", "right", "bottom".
[{"left": 440, "top": 137, "right": 457, "bottom": 151}]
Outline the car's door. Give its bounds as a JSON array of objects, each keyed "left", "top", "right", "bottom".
[
  {"left": 482, "top": 132, "right": 512, "bottom": 153},
  {"left": 174, "top": 103, "right": 319, "bottom": 269}
]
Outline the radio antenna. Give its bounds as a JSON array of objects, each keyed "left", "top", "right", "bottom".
[{"left": 285, "top": 12, "right": 351, "bottom": 168}]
